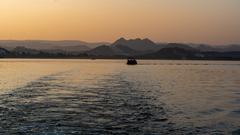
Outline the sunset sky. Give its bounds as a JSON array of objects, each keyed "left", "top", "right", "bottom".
[{"left": 0, "top": 0, "right": 239, "bottom": 44}]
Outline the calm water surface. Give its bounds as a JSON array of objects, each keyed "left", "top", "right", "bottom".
[{"left": 0, "top": 59, "right": 240, "bottom": 134}]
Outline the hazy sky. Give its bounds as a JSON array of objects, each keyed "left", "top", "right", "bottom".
[{"left": 0, "top": 0, "right": 240, "bottom": 44}]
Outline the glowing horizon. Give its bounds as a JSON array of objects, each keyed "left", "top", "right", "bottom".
[{"left": 0, "top": 0, "right": 240, "bottom": 45}]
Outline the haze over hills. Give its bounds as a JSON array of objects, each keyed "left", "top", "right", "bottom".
[
  {"left": 0, "top": 38, "right": 240, "bottom": 60},
  {"left": 0, "top": 40, "right": 109, "bottom": 52}
]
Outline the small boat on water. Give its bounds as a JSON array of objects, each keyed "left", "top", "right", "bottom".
[{"left": 127, "top": 58, "right": 138, "bottom": 65}]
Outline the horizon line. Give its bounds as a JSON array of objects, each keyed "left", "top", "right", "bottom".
[{"left": 0, "top": 38, "right": 239, "bottom": 46}]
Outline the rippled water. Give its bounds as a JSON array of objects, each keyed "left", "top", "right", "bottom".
[{"left": 0, "top": 59, "right": 240, "bottom": 134}]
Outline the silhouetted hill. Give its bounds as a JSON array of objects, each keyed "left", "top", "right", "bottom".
[
  {"left": 139, "top": 47, "right": 203, "bottom": 59},
  {"left": 195, "top": 44, "right": 220, "bottom": 52},
  {"left": 166, "top": 43, "right": 198, "bottom": 51},
  {"left": 87, "top": 44, "right": 138, "bottom": 56},
  {"left": 112, "top": 38, "right": 161, "bottom": 52},
  {"left": 191, "top": 44, "right": 240, "bottom": 52},
  {"left": 0, "top": 40, "right": 108, "bottom": 52},
  {"left": 138, "top": 46, "right": 240, "bottom": 60},
  {"left": 87, "top": 45, "right": 116, "bottom": 56},
  {"left": 112, "top": 44, "right": 138, "bottom": 56}
]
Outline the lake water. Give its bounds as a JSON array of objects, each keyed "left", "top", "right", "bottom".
[{"left": 0, "top": 59, "right": 240, "bottom": 134}]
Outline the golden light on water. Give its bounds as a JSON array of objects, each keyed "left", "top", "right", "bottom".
[{"left": 0, "top": 0, "right": 240, "bottom": 44}]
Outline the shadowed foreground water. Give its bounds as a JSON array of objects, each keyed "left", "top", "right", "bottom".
[{"left": 0, "top": 60, "right": 240, "bottom": 134}]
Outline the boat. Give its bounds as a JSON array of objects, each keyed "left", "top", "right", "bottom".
[{"left": 127, "top": 58, "right": 138, "bottom": 65}]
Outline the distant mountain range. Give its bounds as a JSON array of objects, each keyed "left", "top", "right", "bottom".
[
  {"left": 0, "top": 38, "right": 240, "bottom": 60},
  {"left": 0, "top": 40, "right": 109, "bottom": 52}
]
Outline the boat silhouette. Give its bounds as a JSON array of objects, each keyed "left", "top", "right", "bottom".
[{"left": 127, "top": 58, "right": 138, "bottom": 65}]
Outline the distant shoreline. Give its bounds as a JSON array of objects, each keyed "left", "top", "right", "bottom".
[
  {"left": 1, "top": 38, "right": 240, "bottom": 61},
  {"left": 1, "top": 57, "right": 240, "bottom": 61}
]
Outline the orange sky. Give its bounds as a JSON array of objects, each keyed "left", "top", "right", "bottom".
[{"left": 0, "top": 0, "right": 240, "bottom": 44}]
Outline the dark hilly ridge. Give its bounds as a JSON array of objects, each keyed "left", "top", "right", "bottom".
[
  {"left": 86, "top": 44, "right": 137, "bottom": 57},
  {"left": 87, "top": 45, "right": 116, "bottom": 56},
  {"left": 87, "top": 38, "right": 162, "bottom": 56},
  {"left": 112, "top": 37, "right": 162, "bottom": 52},
  {"left": 0, "top": 40, "right": 108, "bottom": 53},
  {"left": 86, "top": 39, "right": 201, "bottom": 57},
  {"left": 0, "top": 38, "right": 240, "bottom": 60},
  {"left": 191, "top": 44, "right": 240, "bottom": 52},
  {"left": 138, "top": 47, "right": 202, "bottom": 59},
  {"left": 86, "top": 38, "right": 240, "bottom": 60},
  {"left": 139, "top": 47, "right": 240, "bottom": 60}
]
